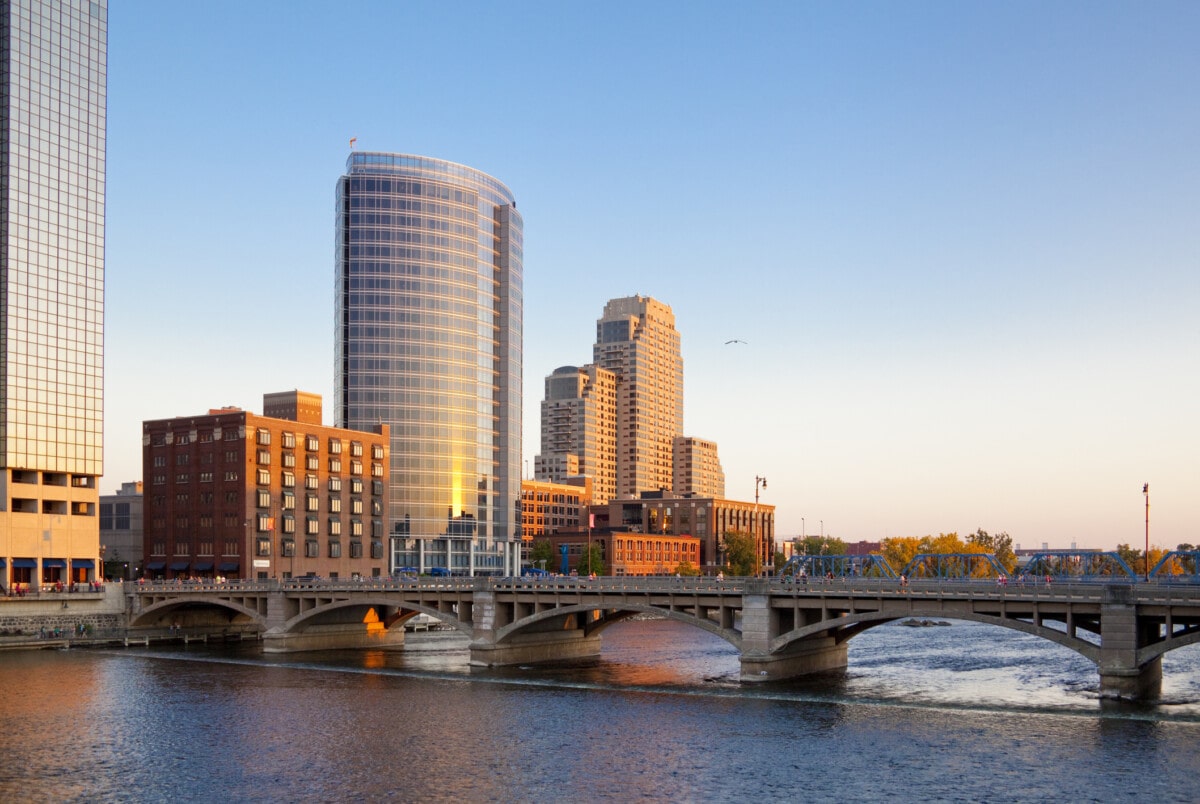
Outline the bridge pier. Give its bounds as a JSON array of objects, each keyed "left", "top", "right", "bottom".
[
  {"left": 262, "top": 622, "right": 406, "bottom": 653},
  {"left": 469, "top": 631, "right": 603, "bottom": 667},
  {"left": 1100, "top": 657, "right": 1162, "bottom": 700},
  {"left": 739, "top": 586, "right": 850, "bottom": 682},
  {"left": 741, "top": 637, "right": 848, "bottom": 682},
  {"left": 1099, "top": 589, "right": 1162, "bottom": 700},
  {"left": 468, "top": 586, "right": 602, "bottom": 667}
]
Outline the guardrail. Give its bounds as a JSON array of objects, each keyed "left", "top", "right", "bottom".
[{"left": 121, "top": 575, "right": 1200, "bottom": 604}]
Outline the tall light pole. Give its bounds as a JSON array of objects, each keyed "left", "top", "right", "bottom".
[
  {"left": 1143, "top": 483, "right": 1150, "bottom": 581},
  {"left": 755, "top": 475, "right": 767, "bottom": 577}
]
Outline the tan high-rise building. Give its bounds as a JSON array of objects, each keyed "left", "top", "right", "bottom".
[
  {"left": 0, "top": 1, "right": 107, "bottom": 593},
  {"left": 535, "top": 364, "right": 617, "bottom": 504},
  {"left": 673, "top": 436, "right": 725, "bottom": 498},
  {"left": 593, "top": 296, "right": 683, "bottom": 499}
]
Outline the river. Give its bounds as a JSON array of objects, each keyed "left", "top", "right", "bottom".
[{"left": 1, "top": 618, "right": 1198, "bottom": 802}]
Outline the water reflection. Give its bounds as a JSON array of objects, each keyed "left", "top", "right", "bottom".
[{"left": 1, "top": 619, "right": 1199, "bottom": 802}]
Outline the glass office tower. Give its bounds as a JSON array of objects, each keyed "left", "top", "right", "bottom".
[
  {"left": 0, "top": 0, "right": 106, "bottom": 589},
  {"left": 335, "top": 153, "right": 522, "bottom": 575}
]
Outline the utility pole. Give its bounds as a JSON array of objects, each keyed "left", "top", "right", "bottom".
[
  {"left": 755, "top": 476, "right": 768, "bottom": 577},
  {"left": 1144, "top": 483, "right": 1150, "bottom": 581}
]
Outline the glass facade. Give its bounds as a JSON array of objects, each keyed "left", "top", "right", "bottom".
[
  {"left": 335, "top": 153, "right": 522, "bottom": 575},
  {"left": 0, "top": 0, "right": 105, "bottom": 587},
  {"left": 0, "top": 0, "right": 105, "bottom": 474}
]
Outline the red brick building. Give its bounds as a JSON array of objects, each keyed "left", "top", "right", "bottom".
[
  {"left": 540, "top": 529, "right": 700, "bottom": 576},
  {"left": 142, "top": 392, "right": 389, "bottom": 580}
]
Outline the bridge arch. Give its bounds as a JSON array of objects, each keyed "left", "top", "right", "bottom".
[
  {"left": 1139, "top": 627, "right": 1200, "bottom": 665},
  {"left": 131, "top": 595, "right": 267, "bottom": 630},
  {"left": 276, "top": 596, "right": 472, "bottom": 638},
  {"left": 773, "top": 609, "right": 1101, "bottom": 665},
  {"left": 494, "top": 602, "right": 743, "bottom": 652}
]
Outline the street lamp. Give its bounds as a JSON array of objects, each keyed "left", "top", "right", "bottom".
[
  {"left": 755, "top": 475, "right": 767, "bottom": 577},
  {"left": 1143, "top": 483, "right": 1150, "bottom": 582}
]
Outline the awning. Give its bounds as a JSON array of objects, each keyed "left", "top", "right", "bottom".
[
  {"left": 193, "top": 561, "right": 214, "bottom": 572},
  {"left": 146, "top": 562, "right": 166, "bottom": 571},
  {"left": 72, "top": 559, "right": 95, "bottom": 569},
  {"left": 43, "top": 559, "right": 67, "bottom": 568},
  {"left": 218, "top": 562, "right": 239, "bottom": 572},
  {"left": 168, "top": 561, "right": 190, "bottom": 571},
  {"left": 13, "top": 559, "right": 36, "bottom": 568},
  {"left": 0, "top": 558, "right": 6, "bottom": 568}
]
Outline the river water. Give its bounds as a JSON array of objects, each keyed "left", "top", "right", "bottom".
[{"left": 1, "top": 618, "right": 1198, "bottom": 803}]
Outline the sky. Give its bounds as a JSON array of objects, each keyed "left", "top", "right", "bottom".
[{"left": 103, "top": 1, "right": 1199, "bottom": 551}]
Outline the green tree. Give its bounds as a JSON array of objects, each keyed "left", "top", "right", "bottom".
[
  {"left": 575, "top": 543, "right": 606, "bottom": 576},
  {"left": 797, "top": 536, "right": 847, "bottom": 557},
  {"left": 1115, "top": 543, "right": 1145, "bottom": 576},
  {"left": 529, "top": 540, "right": 555, "bottom": 572},
  {"left": 722, "top": 531, "right": 757, "bottom": 576},
  {"left": 674, "top": 559, "right": 701, "bottom": 577},
  {"left": 967, "top": 528, "right": 1018, "bottom": 574}
]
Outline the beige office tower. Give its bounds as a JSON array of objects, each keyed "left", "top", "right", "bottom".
[
  {"left": 673, "top": 436, "right": 725, "bottom": 498},
  {"left": 0, "top": 0, "right": 107, "bottom": 590},
  {"left": 535, "top": 364, "right": 617, "bottom": 504},
  {"left": 593, "top": 296, "right": 683, "bottom": 499}
]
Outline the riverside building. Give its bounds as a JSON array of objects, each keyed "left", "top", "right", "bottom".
[
  {"left": 335, "top": 153, "right": 522, "bottom": 576},
  {"left": 0, "top": 0, "right": 107, "bottom": 592},
  {"left": 141, "top": 392, "right": 390, "bottom": 581},
  {"left": 589, "top": 491, "right": 774, "bottom": 576}
]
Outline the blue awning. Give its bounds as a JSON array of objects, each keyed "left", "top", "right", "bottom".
[
  {"left": 13, "top": 558, "right": 37, "bottom": 568},
  {"left": 72, "top": 559, "right": 95, "bottom": 568},
  {"left": 0, "top": 558, "right": 6, "bottom": 568},
  {"left": 43, "top": 559, "right": 67, "bottom": 568},
  {"left": 168, "top": 561, "right": 190, "bottom": 571},
  {"left": 145, "top": 562, "right": 166, "bottom": 571},
  {"left": 217, "top": 562, "right": 239, "bottom": 573},
  {"left": 193, "top": 561, "right": 214, "bottom": 572}
]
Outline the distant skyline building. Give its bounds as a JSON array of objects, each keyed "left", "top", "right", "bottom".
[
  {"left": 534, "top": 363, "right": 617, "bottom": 504},
  {"left": 672, "top": 436, "right": 725, "bottom": 498},
  {"left": 335, "top": 153, "right": 523, "bottom": 575},
  {"left": 0, "top": 0, "right": 107, "bottom": 591},
  {"left": 593, "top": 295, "right": 683, "bottom": 499}
]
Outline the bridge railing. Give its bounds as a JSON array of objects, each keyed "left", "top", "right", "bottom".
[{"left": 125, "top": 575, "right": 1200, "bottom": 603}]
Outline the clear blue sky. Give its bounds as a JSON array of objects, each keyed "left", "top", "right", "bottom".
[{"left": 105, "top": 1, "right": 1199, "bottom": 551}]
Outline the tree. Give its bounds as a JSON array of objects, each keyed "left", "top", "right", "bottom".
[
  {"left": 1115, "top": 543, "right": 1144, "bottom": 576},
  {"left": 877, "top": 536, "right": 922, "bottom": 575},
  {"left": 796, "top": 536, "right": 847, "bottom": 557},
  {"left": 529, "top": 540, "right": 555, "bottom": 572},
  {"left": 674, "top": 560, "right": 701, "bottom": 577},
  {"left": 722, "top": 531, "right": 757, "bottom": 576},
  {"left": 575, "top": 543, "right": 606, "bottom": 576},
  {"left": 967, "top": 528, "right": 1018, "bottom": 573}
]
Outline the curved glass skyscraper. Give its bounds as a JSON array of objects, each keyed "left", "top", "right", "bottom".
[{"left": 335, "top": 153, "right": 522, "bottom": 575}]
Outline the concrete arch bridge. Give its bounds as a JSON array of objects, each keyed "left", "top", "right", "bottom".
[{"left": 125, "top": 576, "right": 1200, "bottom": 700}]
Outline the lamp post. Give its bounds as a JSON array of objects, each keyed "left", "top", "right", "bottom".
[
  {"left": 755, "top": 475, "right": 767, "bottom": 577},
  {"left": 1143, "top": 483, "right": 1150, "bottom": 581}
]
